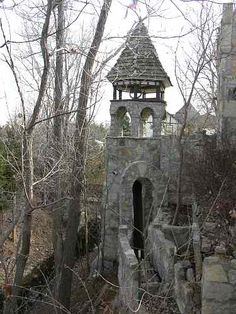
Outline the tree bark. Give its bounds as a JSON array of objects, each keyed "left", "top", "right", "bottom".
[
  {"left": 52, "top": 0, "right": 65, "bottom": 300},
  {"left": 56, "top": 0, "right": 112, "bottom": 309}
]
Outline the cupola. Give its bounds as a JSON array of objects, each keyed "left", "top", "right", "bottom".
[{"left": 107, "top": 21, "right": 172, "bottom": 101}]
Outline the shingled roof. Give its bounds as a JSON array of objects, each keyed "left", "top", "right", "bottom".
[{"left": 107, "top": 21, "right": 172, "bottom": 87}]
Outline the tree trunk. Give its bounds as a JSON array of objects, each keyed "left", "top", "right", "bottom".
[
  {"left": 3, "top": 134, "right": 33, "bottom": 314},
  {"left": 172, "top": 102, "right": 188, "bottom": 225},
  {"left": 52, "top": 0, "right": 65, "bottom": 300},
  {"left": 13, "top": 135, "right": 33, "bottom": 290},
  {"left": 56, "top": 0, "right": 112, "bottom": 309},
  {"left": 3, "top": 1, "right": 52, "bottom": 312}
]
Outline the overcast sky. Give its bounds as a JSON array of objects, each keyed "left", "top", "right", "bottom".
[
  {"left": 0, "top": 0, "right": 232, "bottom": 125},
  {"left": 95, "top": 0, "right": 226, "bottom": 123}
]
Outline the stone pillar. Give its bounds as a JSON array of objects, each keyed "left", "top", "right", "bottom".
[
  {"left": 153, "top": 117, "right": 161, "bottom": 137},
  {"left": 221, "top": 3, "right": 233, "bottom": 56},
  {"left": 131, "top": 115, "right": 139, "bottom": 137},
  {"left": 110, "top": 113, "right": 117, "bottom": 136}
]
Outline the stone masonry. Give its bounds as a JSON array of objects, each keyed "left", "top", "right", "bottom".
[
  {"left": 202, "top": 256, "right": 236, "bottom": 314},
  {"left": 101, "top": 6, "right": 236, "bottom": 313},
  {"left": 118, "top": 225, "right": 140, "bottom": 312},
  {"left": 217, "top": 3, "right": 236, "bottom": 144}
]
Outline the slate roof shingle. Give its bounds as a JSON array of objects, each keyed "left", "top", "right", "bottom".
[{"left": 107, "top": 21, "right": 172, "bottom": 88}]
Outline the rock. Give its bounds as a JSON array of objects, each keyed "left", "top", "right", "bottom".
[
  {"left": 202, "top": 282, "right": 233, "bottom": 302},
  {"left": 232, "top": 250, "right": 236, "bottom": 259},
  {"left": 215, "top": 245, "right": 226, "bottom": 255},
  {"left": 202, "top": 301, "right": 232, "bottom": 314},
  {"left": 201, "top": 237, "right": 212, "bottom": 253},
  {"left": 204, "top": 264, "right": 228, "bottom": 283},
  {"left": 230, "top": 259, "right": 236, "bottom": 269},
  {"left": 175, "top": 262, "right": 194, "bottom": 314},
  {"left": 182, "top": 260, "right": 192, "bottom": 268},
  {"left": 186, "top": 268, "right": 195, "bottom": 282},
  {"left": 203, "top": 222, "right": 216, "bottom": 233},
  {"left": 204, "top": 256, "right": 220, "bottom": 264},
  {"left": 228, "top": 269, "right": 236, "bottom": 285}
]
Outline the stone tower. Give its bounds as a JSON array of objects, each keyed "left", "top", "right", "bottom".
[
  {"left": 102, "top": 22, "right": 171, "bottom": 264},
  {"left": 217, "top": 3, "right": 236, "bottom": 144}
]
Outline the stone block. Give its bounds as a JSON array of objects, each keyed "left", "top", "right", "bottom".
[
  {"left": 201, "top": 237, "right": 212, "bottom": 253},
  {"left": 162, "top": 224, "right": 191, "bottom": 252},
  {"left": 186, "top": 268, "right": 195, "bottom": 282},
  {"left": 230, "top": 259, "right": 236, "bottom": 269},
  {"left": 204, "top": 264, "right": 228, "bottom": 283},
  {"left": 202, "top": 282, "right": 233, "bottom": 302},
  {"left": 202, "top": 301, "right": 231, "bottom": 314},
  {"left": 215, "top": 245, "right": 226, "bottom": 255},
  {"left": 118, "top": 231, "right": 139, "bottom": 312},
  {"left": 174, "top": 262, "right": 194, "bottom": 314},
  {"left": 149, "top": 227, "right": 175, "bottom": 282},
  {"left": 228, "top": 269, "right": 236, "bottom": 285},
  {"left": 204, "top": 256, "right": 220, "bottom": 265}
]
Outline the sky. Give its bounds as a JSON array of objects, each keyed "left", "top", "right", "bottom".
[
  {"left": 94, "top": 0, "right": 224, "bottom": 123},
  {"left": 0, "top": 0, "right": 233, "bottom": 126}
]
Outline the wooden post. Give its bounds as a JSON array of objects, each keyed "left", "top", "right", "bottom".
[
  {"left": 119, "top": 89, "right": 122, "bottom": 100},
  {"left": 134, "top": 85, "right": 138, "bottom": 99},
  {"left": 156, "top": 86, "right": 160, "bottom": 100},
  {"left": 113, "top": 85, "right": 117, "bottom": 100}
]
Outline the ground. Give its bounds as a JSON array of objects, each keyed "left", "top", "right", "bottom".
[
  {"left": 1, "top": 206, "right": 183, "bottom": 313},
  {"left": 27, "top": 252, "right": 119, "bottom": 314},
  {"left": 0, "top": 208, "right": 53, "bottom": 286}
]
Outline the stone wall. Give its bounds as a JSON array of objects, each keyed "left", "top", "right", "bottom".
[
  {"left": 103, "top": 100, "right": 210, "bottom": 263},
  {"left": 161, "top": 224, "right": 192, "bottom": 253},
  {"left": 148, "top": 222, "right": 176, "bottom": 282},
  {"left": 109, "top": 99, "right": 165, "bottom": 138},
  {"left": 118, "top": 226, "right": 140, "bottom": 312},
  {"left": 202, "top": 256, "right": 236, "bottom": 314},
  {"left": 174, "top": 262, "right": 195, "bottom": 314},
  {"left": 103, "top": 135, "right": 167, "bottom": 262},
  {"left": 217, "top": 3, "right": 236, "bottom": 143}
]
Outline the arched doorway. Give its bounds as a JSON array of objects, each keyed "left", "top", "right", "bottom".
[{"left": 132, "top": 178, "right": 153, "bottom": 259}]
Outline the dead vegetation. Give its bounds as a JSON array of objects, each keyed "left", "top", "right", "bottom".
[
  {"left": 187, "top": 142, "right": 236, "bottom": 254},
  {"left": 0, "top": 209, "right": 53, "bottom": 285}
]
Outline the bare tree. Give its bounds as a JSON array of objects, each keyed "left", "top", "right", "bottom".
[
  {"left": 172, "top": 2, "right": 219, "bottom": 224},
  {"left": 52, "top": 0, "right": 65, "bottom": 301},
  {"left": 53, "top": 1, "right": 113, "bottom": 309},
  {"left": 1, "top": 1, "right": 53, "bottom": 312}
]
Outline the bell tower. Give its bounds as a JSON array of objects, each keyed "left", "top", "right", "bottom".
[{"left": 102, "top": 22, "right": 171, "bottom": 264}]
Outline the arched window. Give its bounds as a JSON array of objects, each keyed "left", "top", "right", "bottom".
[
  {"left": 232, "top": 87, "right": 236, "bottom": 100},
  {"left": 116, "top": 107, "right": 131, "bottom": 137},
  {"left": 140, "top": 108, "right": 153, "bottom": 137}
]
